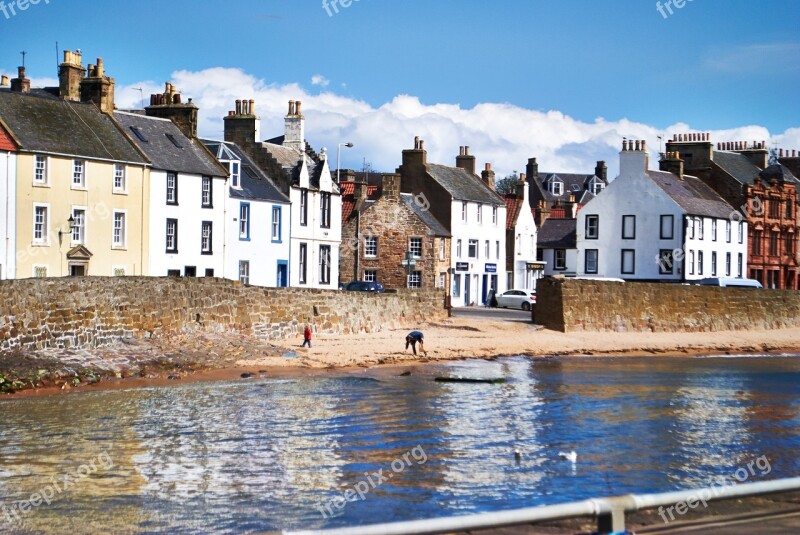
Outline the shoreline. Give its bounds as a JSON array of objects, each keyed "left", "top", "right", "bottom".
[{"left": 4, "top": 316, "right": 800, "bottom": 398}]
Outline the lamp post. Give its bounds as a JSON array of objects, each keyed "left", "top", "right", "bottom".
[
  {"left": 337, "top": 142, "right": 354, "bottom": 184},
  {"left": 58, "top": 215, "right": 76, "bottom": 245}
]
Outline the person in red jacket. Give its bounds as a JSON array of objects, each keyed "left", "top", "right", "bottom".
[{"left": 302, "top": 325, "right": 313, "bottom": 348}]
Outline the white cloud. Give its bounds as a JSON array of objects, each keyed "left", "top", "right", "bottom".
[
  {"left": 311, "top": 74, "right": 330, "bottom": 87},
  {"left": 113, "top": 67, "right": 800, "bottom": 178},
  {"left": 704, "top": 43, "right": 800, "bottom": 74}
]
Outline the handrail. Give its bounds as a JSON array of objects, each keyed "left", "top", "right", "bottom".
[{"left": 285, "top": 476, "right": 800, "bottom": 535}]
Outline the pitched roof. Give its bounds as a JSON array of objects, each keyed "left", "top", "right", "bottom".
[
  {"left": 401, "top": 193, "right": 451, "bottom": 237},
  {"left": 339, "top": 181, "right": 379, "bottom": 196},
  {"left": 537, "top": 218, "right": 577, "bottom": 249},
  {"left": 115, "top": 112, "right": 226, "bottom": 176},
  {"left": 427, "top": 163, "right": 505, "bottom": 205},
  {"left": 0, "top": 120, "right": 17, "bottom": 151},
  {"left": 647, "top": 170, "right": 737, "bottom": 219},
  {"left": 713, "top": 151, "right": 762, "bottom": 185},
  {"left": 536, "top": 172, "right": 603, "bottom": 205},
  {"left": 505, "top": 196, "right": 522, "bottom": 230},
  {"left": 759, "top": 163, "right": 800, "bottom": 184},
  {"left": 0, "top": 90, "right": 147, "bottom": 163},
  {"left": 201, "top": 139, "right": 290, "bottom": 204}
]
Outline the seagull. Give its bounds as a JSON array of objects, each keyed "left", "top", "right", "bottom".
[{"left": 558, "top": 451, "right": 577, "bottom": 463}]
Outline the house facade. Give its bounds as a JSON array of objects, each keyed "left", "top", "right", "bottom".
[
  {"left": 202, "top": 139, "right": 291, "bottom": 287},
  {"left": 223, "top": 99, "right": 342, "bottom": 289},
  {"left": 576, "top": 141, "right": 747, "bottom": 281},
  {"left": 398, "top": 140, "right": 506, "bottom": 306},
  {"left": 340, "top": 173, "right": 451, "bottom": 289},
  {"left": 504, "top": 172, "right": 540, "bottom": 290},
  {"left": 536, "top": 218, "right": 577, "bottom": 277},
  {"left": 0, "top": 118, "right": 17, "bottom": 280}
]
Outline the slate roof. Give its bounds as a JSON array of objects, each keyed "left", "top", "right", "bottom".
[
  {"left": 713, "top": 151, "right": 762, "bottom": 185},
  {"left": 115, "top": 112, "right": 226, "bottom": 177},
  {"left": 647, "top": 170, "right": 737, "bottom": 219},
  {"left": 759, "top": 163, "right": 800, "bottom": 184},
  {"left": 202, "top": 139, "right": 290, "bottom": 204},
  {"left": 537, "top": 218, "right": 577, "bottom": 249},
  {"left": 401, "top": 193, "right": 451, "bottom": 237},
  {"left": 0, "top": 90, "right": 147, "bottom": 163},
  {"left": 536, "top": 172, "right": 603, "bottom": 205},
  {"left": 427, "top": 163, "right": 505, "bottom": 205},
  {"left": 257, "top": 140, "right": 330, "bottom": 190}
]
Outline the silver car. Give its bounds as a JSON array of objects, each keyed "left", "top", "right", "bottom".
[{"left": 496, "top": 289, "right": 536, "bottom": 311}]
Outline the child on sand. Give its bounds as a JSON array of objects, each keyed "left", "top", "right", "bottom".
[
  {"left": 405, "top": 331, "right": 426, "bottom": 356},
  {"left": 302, "top": 325, "right": 312, "bottom": 348}
]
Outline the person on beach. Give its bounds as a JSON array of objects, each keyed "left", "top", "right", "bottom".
[
  {"left": 302, "top": 325, "right": 313, "bottom": 348},
  {"left": 405, "top": 331, "right": 426, "bottom": 356}
]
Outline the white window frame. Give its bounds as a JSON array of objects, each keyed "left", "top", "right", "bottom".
[
  {"left": 585, "top": 215, "right": 599, "bottom": 239},
  {"left": 166, "top": 218, "right": 178, "bottom": 253},
  {"left": 468, "top": 239, "right": 479, "bottom": 259},
  {"left": 551, "top": 181, "right": 564, "bottom": 196},
  {"left": 271, "top": 206, "right": 282, "bottom": 242},
  {"left": 34, "top": 155, "right": 48, "bottom": 185},
  {"left": 229, "top": 161, "right": 241, "bottom": 189},
  {"left": 33, "top": 265, "right": 48, "bottom": 278},
  {"left": 33, "top": 203, "right": 49, "bottom": 245},
  {"left": 363, "top": 270, "right": 377, "bottom": 282},
  {"left": 456, "top": 239, "right": 462, "bottom": 258},
  {"left": 201, "top": 221, "right": 213, "bottom": 254},
  {"left": 407, "top": 271, "right": 421, "bottom": 289},
  {"left": 364, "top": 236, "right": 378, "bottom": 258},
  {"left": 320, "top": 245, "right": 331, "bottom": 285},
  {"left": 72, "top": 160, "right": 86, "bottom": 189},
  {"left": 439, "top": 238, "right": 445, "bottom": 260},
  {"left": 239, "top": 203, "right": 250, "bottom": 240},
  {"left": 554, "top": 249, "right": 566, "bottom": 270},
  {"left": 484, "top": 240, "right": 490, "bottom": 259},
  {"left": 71, "top": 207, "right": 87, "bottom": 246},
  {"left": 410, "top": 237, "right": 423, "bottom": 258},
  {"left": 201, "top": 176, "right": 212, "bottom": 207},
  {"left": 112, "top": 210, "right": 127, "bottom": 249},
  {"left": 112, "top": 266, "right": 126, "bottom": 277},
  {"left": 492, "top": 206, "right": 498, "bottom": 225},
  {"left": 166, "top": 173, "right": 178, "bottom": 204},
  {"left": 476, "top": 203, "right": 483, "bottom": 224},
  {"left": 462, "top": 202, "right": 468, "bottom": 223},
  {"left": 239, "top": 260, "right": 250, "bottom": 285},
  {"left": 114, "top": 164, "right": 127, "bottom": 193}
]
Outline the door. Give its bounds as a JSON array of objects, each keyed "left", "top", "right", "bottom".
[
  {"left": 482, "top": 274, "right": 488, "bottom": 304},
  {"left": 277, "top": 261, "right": 288, "bottom": 288},
  {"left": 69, "top": 265, "right": 86, "bottom": 277},
  {"left": 464, "top": 275, "right": 471, "bottom": 306}
]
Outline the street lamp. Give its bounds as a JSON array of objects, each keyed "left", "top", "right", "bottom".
[
  {"left": 58, "top": 215, "right": 76, "bottom": 244},
  {"left": 337, "top": 142, "right": 354, "bottom": 184}
]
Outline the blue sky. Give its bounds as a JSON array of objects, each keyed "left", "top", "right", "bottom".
[{"left": 2, "top": 0, "right": 799, "bottom": 176}]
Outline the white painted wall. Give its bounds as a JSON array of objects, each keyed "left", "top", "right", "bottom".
[
  {"left": 0, "top": 151, "right": 16, "bottom": 279},
  {"left": 509, "top": 182, "right": 538, "bottom": 290},
  {"left": 683, "top": 216, "right": 748, "bottom": 280},
  {"left": 539, "top": 247, "right": 577, "bottom": 277}
]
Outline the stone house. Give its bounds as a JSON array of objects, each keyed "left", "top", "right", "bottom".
[
  {"left": 536, "top": 218, "right": 578, "bottom": 277},
  {"left": 340, "top": 173, "right": 451, "bottom": 290}
]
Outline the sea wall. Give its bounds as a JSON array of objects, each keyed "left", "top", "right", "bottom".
[
  {"left": 0, "top": 277, "right": 446, "bottom": 351},
  {"left": 535, "top": 277, "right": 800, "bottom": 333}
]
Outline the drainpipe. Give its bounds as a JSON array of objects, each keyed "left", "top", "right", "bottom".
[
  {"left": 354, "top": 210, "right": 360, "bottom": 281},
  {"left": 140, "top": 164, "right": 146, "bottom": 275}
]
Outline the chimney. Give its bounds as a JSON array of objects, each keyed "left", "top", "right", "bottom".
[
  {"left": 284, "top": 99, "right": 305, "bottom": 152},
  {"left": 382, "top": 173, "right": 401, "bottom": 200},
  {"left": 736, "top": 140, "right": 769, "bottom": 170},
  {"left": 401, "top": 136, "right": 428, "bottom": 171},
  {"left": 594, "top": 160, "right": 608, "bottom": 182},
  {"left": 525, "top": 157, "right": 539, "bottom": 183},
  {"left": 353, "top": 175, "right": 368, "bottom": 212},
  {"left": 515, "top": 172, "right": 528, "bottom": 200},
  {"left": 456, "top": 145, "right": 476, "bottom": 175},
  {"left": 79, "top": 58, "right": 115, "bottom": 113},
  {"left": 146, "top": 82, "right": 201, "bottom": 139},
  {"left": 779, "top": 149, "right": 800, "bottom": 180},
  {"left": 534, "top": 200, "right": 551, "bottom": 227},
  {"left": 665, "top": 132, "right": 713, "bottom": 169},
  {"left": 619, "top": 139, "right": 649, "bottom": 178},
  {"left": 481, "top": 162, "right": 496, "bottom": 190},
  {"left": 10, "top": 66, "right": 30, "bottom": 94},
  {"left": 59, "top": 50, "right": 84, "bottom": 101},
  {"left": 0, "top": 75, "right": 9, "bottom": 88},
  {"left": 660, "top": 151, "right": 684, "bottom": 181}
]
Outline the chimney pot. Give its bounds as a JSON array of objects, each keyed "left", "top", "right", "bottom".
[
  {"left": 288, "top": 100, "right": 294, "bottom": 115},
  {"left": 0, "top": 75, "right": 9, "bottom": 87},
  {"left": 249, "top": 99, "right": 255, "bottom": 115},
  {"left": 414, "top": 136, "right": 420, "bottom": 150},
  {"left": 485, "top": 163, "right": 491, "bottom": 171},
  {"left": 420, "top": 140, "right": 425, "bottom": 151},
  {"left": 295, "top": 101, "right": 302, "bottom": 116},
  {"left": 519, "top": 172, "right": 526, "bottom": 182},
  {"left": 465, "top": 146, "right": 470, "bottom": 155}
]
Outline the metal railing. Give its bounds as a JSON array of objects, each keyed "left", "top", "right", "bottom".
[{"left": 285, "top": 476, "right": 800, "bottom": 535}]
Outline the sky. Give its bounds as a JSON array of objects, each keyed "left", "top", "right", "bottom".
[{"left": 1, "top": 0, "right": 799, "bottom": 177}]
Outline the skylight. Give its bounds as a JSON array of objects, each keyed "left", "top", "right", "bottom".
[
  {"left": 166, "top": 133, "right": 183, "bottom": 148},
  {"left": 130, "top": 126, "right": 147, "bottom": 142}
]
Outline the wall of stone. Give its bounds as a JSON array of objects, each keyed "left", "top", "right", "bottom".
[
  {"left": 534, "top": 277, "right": 800, "bottom": 333},
  {"left": 0, "top": 277, "right": 446, "bottom": 351}
]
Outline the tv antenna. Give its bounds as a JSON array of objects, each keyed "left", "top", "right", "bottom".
[
  {"left": 21, "top": 51, "right": 27, "bottom": 67},
  {"left": 133, "top": 87, "right": 144, "bottom": 109}
]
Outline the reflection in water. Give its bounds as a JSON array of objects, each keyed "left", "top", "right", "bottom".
[{"left": 0, "top": 355, "right": 798, "bottom": 533}]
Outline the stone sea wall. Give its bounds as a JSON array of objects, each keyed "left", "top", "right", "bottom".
[
  {"left": 0, "top": 277, "right": 446, "bottom": 351},
  {"left": 535, "top": 277, "right": 800, "bottom": 333}
]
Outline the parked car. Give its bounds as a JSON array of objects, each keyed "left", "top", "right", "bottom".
[
  {"left": 495, "top": 289, "right": 536, "bottom": 311},
  {"left": 697, "top": 277, "right": 763, "bottom": 288},
  {"left": 344, "top": 281, "right": 385, "bottom": 293}
]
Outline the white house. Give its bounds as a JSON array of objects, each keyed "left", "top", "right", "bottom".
[
  {"left": 576, "top": 141, "right": 747, "bottom": 281},
  {"left": 202, "top": 139, "right": 291, "bottom": 287},
  {"left": 115, "top": 112, "right": 229, "bottom": 277},
  {"left": 504, "top": 172, "right": 540, "bottom": 290},
  {"left": 536, "top": 218, "right": 577, "bottom": 277},
  {"left": 0, "top": 121, "right": 16, "bottom": 280},
  {"left": 223, "top": 99, "right": 342, "bottom": 289}
]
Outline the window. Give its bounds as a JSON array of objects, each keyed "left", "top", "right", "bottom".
[
  {"left": 300, "top": 189, "right": 308, "bottom": 226},
  {"left": 726, "top": 252, "right": 731, "bottom": 276},
  {"left": 550, "top": 180, "right": 563, "bottom": 196},
  {"left": 591, "top": 181, "right": 605, "bottom": 195},
  {"left": 72, "top": 160, "right": 85, "bottom": 188},
  {"left": 438, "top": 272, "right": 446, "bottom": 288},
  {"left": 585, "top": 215, "right": 599, "bottom": 239},
  {"left": 786, "top": 233, "right": 794, "bottom": 258},
  {"left": 364, "top": 236, "right": 378, "bottom": 257},
  {"left": 229, "top": 161, "right": 240, "bottom": 188},
  {"left": 753, "top": 230, "right": 763, "bottom": 254},
  {"left": 272, "top": 206, "right": 282, "bottom": 242},
  {"left": 712, "top": 220, "right": 717, "bottom": 242},
  {"left": 711, "top": 251, "right": 717, "bottom": 276},
  {"left": 484, "top": 240, "right": 490, "bottom": 259},
  {"left": 130, "top": 126, "right": 147, "bottom": 142},
  {"left": 239, "top": 260, "right": 250, "bottom": 285},
  {"left": 738, "top": 222, "right": 744, "bottom": 244},
  {"left": 496, "top": 240, "right": 500, "bottom": 260},
  {"left": 456, "top": 239, "right": 462, "bottom": 258},
  {"left": 554, "top": 249, "right": 566, "bottom": 270},
  {"left": 201, "top": 177, "right": 212, "bottom": 207},
  {"left": 660, "top": 215, "right": 674, "bottom": 239},
  {"left": 769, "top": 198, "right": 780, "bottom": 219},
  {"left": 439, "top": 239, "right": 445, "bottom": 260},
  {"left": 113, "top": 212, "right": 126, "bottom": 248},
  {"left": 585, "top": 249, "right": 598, "bottom": 274},
  {"left": 622, "top": 215, "right": 635, "bottom": 239},
  {"left": 239, "top": 203, "right": 250, "bottom": 240},
  {"left": 658, "top": 249, "right": 674, "bottom": 275},
  {"left": 688, "top": 218, "right": 695, "bottom": 240},
  {"left": 165, "top": 133, "right": 183, "bottom": 148},
  {"left": 698, "top": 219, "right": 704, "bottom": 240},
  {"left": 462, "top": 202, "right": 468, "bottom": 223},
  {"left": 410, "top": 237, "right": 422, "bottom": 258},
  {"left": 689, "top": 250, "right": 695, "bottom": 275},
  {"left": 112, "top": 164, "right": 126, "bottom": 193},
  {"left": 787, "top": 199, "right": 793, "bottom": 220},
  {"left": 205, "top": 269, "right": 214, "bottom": 277},
  {"left": 769, "top": 231, "right": 779, "bottom": 256},
  {"left": 738, "top": 253, "right": 743, "bottom": 277},
  {"left": 201, "top": 221, "right": 213, "bottom": 254},
  {"left": 363, "top": 270, "right": 377, "bottom": 282},
  {"left": 166, "top": 219, "right": 178, "bottom": 253},
  {"left": 167, "top": 269, "right": 181, "bottom": 277},
  {"left": 408, "top": 271, "right": 421, "bottom": 288},
  {"left": 299, "top": 243, "right": 308, "bottom": 284},
  {"left": 453, "top": 274, "right": 461, "bottom": 297},
  {"left": 320, "top": 192, "right": 332, "bottom": 229},
  {"left": 697, "top": 251, "right": 704, "bottom": 276},
  {"left": 113, "top": 268, "right": 126, "bottom": 277},
  {"left": 71, "top": 208, "right": 86, "bottom": 244},
  {"left": 726, "top": 221, "right": 731, "bottom": 243},
  {"left": 468, "top": 239, "right": 479, "bottom": 258},
  {"left": 34, "top": 266, "right": 47, "bottom": 278},
  {"left": 34, "top": 155, "right": 47, "bottom": 184},
  {"left": 477, "top": 203, "right": 483, "bottom": 224},
  {"left": 166, "top": 173, "right": 178, "bottom": 204},
  {"left": 33, "top": 205, "right": 48, "bottom": 243},
  {"left": 621, "top": 249, "right": 635, "bottom": 275},
  {"left": 320, "top": 245, "right": 331, "bottom": 284},
  {"left": 492, "top": 206, "right": 498, "bottom": 225}
]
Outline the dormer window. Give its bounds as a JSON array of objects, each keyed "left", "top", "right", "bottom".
[
  {"left": 591, "top": 181, "right": 605, "bottom": 195},
  {"left": 549, "top": 180, "right": 564, "bottom": 196},
  {"left": 228, "top": 161, "right": 240, "bottom": 188}
]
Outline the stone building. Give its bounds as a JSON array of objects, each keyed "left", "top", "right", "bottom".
[{"left": 340, "top": 173, "right": 451, "bottom": 290}]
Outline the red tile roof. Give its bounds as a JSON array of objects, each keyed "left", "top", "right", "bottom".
[
  {"left": 340, "top": 181, "right": 380, "bottom": 223},
  {"left": 0, "top": 123, "right": 17, "bottom": 152},
  {"left": 504, "top": 196, "right": 522, "bottom": 230},
  {"left": 339, "top": 181, "right": 378, "bottom": 196}
]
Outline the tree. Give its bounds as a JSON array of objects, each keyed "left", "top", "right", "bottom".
[{"left": 495, "top": 173, "right": 520, "bottom": 196}]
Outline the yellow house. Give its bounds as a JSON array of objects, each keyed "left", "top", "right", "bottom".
[{"left": 0, "top": 62, "right": 151, "bottom": 279}]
